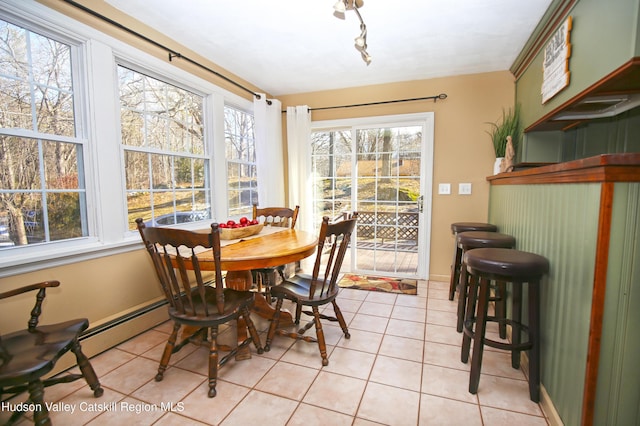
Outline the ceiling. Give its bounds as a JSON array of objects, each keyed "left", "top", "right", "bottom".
[{"left": 103, "top": 0, "right": 553, "bottom": 96}]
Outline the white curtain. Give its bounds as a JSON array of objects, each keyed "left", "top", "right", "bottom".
[
  {"left": 286, "top": 105, "right": 313, "bottom": 232},
  {"left": 254, "top": 94, "right": 285, "bottom": 207}
]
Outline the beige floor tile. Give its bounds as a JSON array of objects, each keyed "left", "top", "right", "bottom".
[
  {"left": 422, "top": 364, "right": 479, "bottom": 404},
  {"left": 358, "top": 301, "right": 394, "bottom": 317},
  {"left": 117, "top": 330, "right": 170, "bottom": 355},
  {"left": 280, "top": 339, "right": 334, "bottom": 367},
  {"left": 426, "top": 308, "right": 458, "bottom": 327},
  {"left": 395, "top": 293, "right": 427, "bottom": 309},
  {"left": 419, "top": 393, "right": 483, "bottom": 425},
  {"left": 357, "top": 381, "right": 420, "bottom": 425},
  {"left": 481, "top": 405, "right": 549, "bottom": 425},
  {"left": 216, "top": 354, "right": 275, "bottom": 388},
  {"left": 425, "top": 323, "right": 461, "bottom": 346},
  {"left": 427, "top": 297, "right": 459, "bottom": 313},
  {"left": 363, "top": 291, "right": 397, "bottom": 305},
  {"left": 427, "top": 288, "right": 450, "bottom": 300},
  {"left": 348, "top": 313, "right": 389, "bottom": 333},
  {"left": 378, "top": 334, "right": 424, "bottom": 363},
  {"left": 332, "top": 297, "right": 364, "bottom": 313},
  {"left": 423, "top": 342, "right": 470, "bottom": 372},
  {"left": 86, "top": 348, "right": 137, "bottom": 378},
  {"left": 99, "top": 357, "right": 159, "bottom": 395},
  {"left": 47, "top": 387, "right": 126, "bottom": 425},
  {"left": 337, "top": 288, "right": 368, "bottom": 301},
  {"left": 476, "top": 375, "right": 544, "bottom": 416},
  {"left": 321, "top": 347, "right": 376, "bottom": 380},
  {"left": 336, "top": 329, "right": 383, "bottom": 353},
  {"left": 369, "top": 355, "right": 422, "bottom": 392},
  {"left": 179, "top": 380, "right": 250, "bottom": 425},
  {"left": 220, "top": 389, "right": 298, "bottom": 425},
  {"left": 255, "top": 361, "right": 319, "bottom": 400},
  {"left": 391, "top": 304, "right": 427, "bottom": 322},
  {"left": 131, "top": 368, "right": 205, "bottom": 405},
  {"left": 428, "top": 280, "right": 449, "bottom": 291},
  {"left": 85, "top": 396, "right": 165, "bottom": 425},
  {"left": 288, "top": 403, "right": 353, "bottom": 426},
  {"left": 154, "top": 412, "right": 209, "bottom": 425},
  {"left": 480, "top": 349, "right": 528, "bottom": 380},
  {"left": 303, "top": 371, "right": 366, "bottom": 416},
  {"left": 385, "top": 318, "right": 425, "bottom": 340}
]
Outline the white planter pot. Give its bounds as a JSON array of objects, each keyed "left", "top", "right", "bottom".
[{"left": 494, "top": 157, "right": 504, "bottom": 175}]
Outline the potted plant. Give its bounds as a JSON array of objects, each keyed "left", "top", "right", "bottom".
[{"left": 486, "top": 104, "right": 522, "bottom": 174}]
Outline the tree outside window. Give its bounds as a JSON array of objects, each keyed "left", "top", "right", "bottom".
[
  {"left": 119, "top": 66, "right": 210, "bottom": 230},
  {"left": 0, "top": 19, "right": 86, "bottom": 248},
  {"left": 224, "top": 106, "right": 257, "bottom": 217}
]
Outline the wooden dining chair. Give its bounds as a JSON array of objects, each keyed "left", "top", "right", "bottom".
[
  {"left": 136, "top": 219, "right": 263, "bottom": 398},
  {"left": 264, "top": 212, "right": 358, "bottom": 366},
  {"left": 251, "top": 205, "right": 300, "bottom": 294},
  {"left": 0, "top": 280, "right": 103, "bottom": 425}
]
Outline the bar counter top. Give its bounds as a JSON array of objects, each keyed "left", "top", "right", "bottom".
[{"left": 487, "top": 153, "right": 640, "bottom": 185}]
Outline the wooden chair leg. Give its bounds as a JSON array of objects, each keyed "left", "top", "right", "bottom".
[
  {"left": 208, "top": 326, "right": 218, "bottom": 398},
  {"left": 264, "top": 298, "right": 284, "bottom": 351},
  {"left": 312, "top": 306, "right": 329, "bottom": 366},
  {"left": 242, "top": 307, "right": 264, "bottom": 354},
  {"left": 28, "top": 380, "right": 51, "bottom": 426},
  {"left": 331, "top": 300, "right": 350, "bottom": 339},
  {"left": 511, "top": 282, "right": 523, "bottom": 369},
  {"left": 71, "top": 340, "right": 104, "bottom": 397},
  {"left": 157, "top": 322, "right": 180, "bottom": 381}
]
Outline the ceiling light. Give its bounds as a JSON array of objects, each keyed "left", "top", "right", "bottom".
[{"left": 333, "top": 0, "right": 372, "bottom": 65}]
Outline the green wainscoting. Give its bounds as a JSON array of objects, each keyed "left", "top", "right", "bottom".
[
  {"left": 594, "top": 182, "right": 640, "bottom": 426},
  {"left": 489, "top": 183, "right": 601, "bottom": 425}
]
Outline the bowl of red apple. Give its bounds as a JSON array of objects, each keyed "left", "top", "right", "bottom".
[{"left": 217, "top": 217, "right": 263, "bottom": 240}]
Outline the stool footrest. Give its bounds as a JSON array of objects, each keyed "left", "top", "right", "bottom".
[{"left": 463, "top": 317, "right": 534, "bottom": 352}]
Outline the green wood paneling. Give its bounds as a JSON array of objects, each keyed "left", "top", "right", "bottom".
[
  {"left": 594, "top": 182, "right": 640, "bottom": 425},
  {"left": 489, "top": 183, "right": 601, "bottom": 425}
]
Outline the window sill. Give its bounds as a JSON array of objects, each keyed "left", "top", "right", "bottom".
[{"left": 0, "top": 236, "right": 143, "bottom": 279}]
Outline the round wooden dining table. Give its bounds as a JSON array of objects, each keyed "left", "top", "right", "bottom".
[{"left": 196, "top": 227, "right": 317, "bottom": 331}]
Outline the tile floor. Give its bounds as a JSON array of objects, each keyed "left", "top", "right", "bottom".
[{"left": 4, "top": 280, "right": 551, "bottom": 425}]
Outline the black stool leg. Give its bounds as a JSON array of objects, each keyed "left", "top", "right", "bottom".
[
  {"left": 495, "top": 281, "right": 507, "bottom": 339},
  {"left": 449, "top": 244, "right": 462, "bottom": 300},
  {"left": 469, "top": 277, "right": 490, "bottom": 394},
  {"left": 456, "top": 261, "right": 468, "bottom": 332},
  {"left": 461, "top": 272, "right": 479, "bottom": 363},
  {"left": 511, "top": 281, "right": 523, "bottom": 369},
  {"left": 528, "top": 280, "right": 541, "bottom": 402}
]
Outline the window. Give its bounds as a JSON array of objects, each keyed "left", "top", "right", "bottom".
[
  {"left": 118, "top": 66, "right": 210, "bottom": 230},
  {"left": 0, "top": 18, "right": 87, "bottom": 249},
  {"left": 224, "top": 105, "right": 257, "bottom": 216}
]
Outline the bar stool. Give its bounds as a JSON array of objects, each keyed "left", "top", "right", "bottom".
[
  {"left": 449, "top": 222, "right": 498, "bottom": 300},
  {"left": 455, "top": 231, "right": 516, "bottom": 335},
  {"left": 461, "top": 248, "right": 549, "bottom": 402}
]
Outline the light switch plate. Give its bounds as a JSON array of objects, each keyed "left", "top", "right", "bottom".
[
  {"left": 438, "top": 183, "right": 451, "bottom": 195},
  {"left": 459, "top": 183, "right": 472, "bottom": 195}
]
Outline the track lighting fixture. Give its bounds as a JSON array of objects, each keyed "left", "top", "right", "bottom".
[{"left": 333, "top": 0, "right": 371, "bottom": 65}]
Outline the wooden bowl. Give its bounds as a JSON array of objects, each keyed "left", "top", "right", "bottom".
[{"left": 218, "top": 223, "right": 264, "bottom": 240}]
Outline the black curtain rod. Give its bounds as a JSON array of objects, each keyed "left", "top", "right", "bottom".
[
  {"left": 62, "top": 0, "right": 271, "bottom": 104},
  {"left": 282, "top": 93, "right": 448, "bottom": 113}
]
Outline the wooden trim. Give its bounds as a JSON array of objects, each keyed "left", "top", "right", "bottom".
[
  {"left": 512, "top": 0, "right": 577, "bottom": 79},
  {"left": 488, "top": 154, "right": 640, "bottom": 185},
  {"left": 581, "top": 182, "right": 614, "bottom": 425}
]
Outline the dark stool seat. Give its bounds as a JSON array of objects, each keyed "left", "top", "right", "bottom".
[
  {"left": 456, "top": 232, "right": 516, "bottom": 334},
  {"left": 449, "top": 222, "right": 498, "bottom": 300},
  {"left": 461, "top": 248, "right": 549, "bottom": 402}
]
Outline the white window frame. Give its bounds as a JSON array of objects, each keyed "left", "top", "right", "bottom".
[{"left": 0, "top": 0, "right": 253, "bottom": 277}]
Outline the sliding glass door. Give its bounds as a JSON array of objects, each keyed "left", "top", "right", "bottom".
[{"left": 311, "top": 113, "right": 433, "bottom": 279}]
